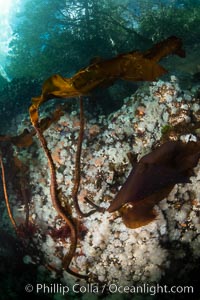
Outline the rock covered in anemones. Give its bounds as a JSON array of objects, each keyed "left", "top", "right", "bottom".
[{"left": 5, "top": 77, "right": 200, "bottom": 289}]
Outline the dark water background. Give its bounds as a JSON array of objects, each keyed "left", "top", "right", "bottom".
[{"left": 0, "top": 0, "right": 200, "bottom": 132}]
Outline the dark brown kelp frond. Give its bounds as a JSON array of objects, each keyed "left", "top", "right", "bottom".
[
  {"left": 0, "top": 106, "right": 65, "bottom": 148},
  {"left": 108, "top": 141, "right": 200, "bottom": 228},
  {"left": 29, "top": 36, "right": 185, "bottom": 125}
]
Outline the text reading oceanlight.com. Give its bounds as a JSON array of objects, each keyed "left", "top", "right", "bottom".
[{"left": 25, "top": 283, "right": 194, "bottom": 296}]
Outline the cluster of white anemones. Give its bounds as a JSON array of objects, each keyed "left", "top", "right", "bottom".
[{"left": 7, "top": 77, "right": 200, "bottom": 294}]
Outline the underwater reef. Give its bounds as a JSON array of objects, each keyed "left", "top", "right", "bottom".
[
  {"left": 0, "top": 37, "right": 200, "bottom": 299},
  {"left": 1, "top": 77, "right": 200, "bottom": 297}
]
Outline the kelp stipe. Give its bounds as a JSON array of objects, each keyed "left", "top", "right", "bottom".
[
  {"left": 31, "top": 97, "right": 104, "bottom": 279},
  {"left": 0, "top": 153, "right": 18, "bottom": 233}
]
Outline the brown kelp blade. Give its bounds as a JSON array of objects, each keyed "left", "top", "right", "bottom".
[
  {"left": 29, "top": 36, "right": 185, "bottom": 125},
  {"left": 0, "top": 129, "right": 34, "bottom": 148},
  {"left": 108, "top": 141, "right": 200, "bottom": 213},
  {"left": 108, "top": 141, "right": 200, "bottom": 228},
  {"left": 119, "top": 186, "right": 173, "bottom": 229},
  {"left": 30, "top": 75, "right": 79, "bottom": 125},
  {"left": 143, "top": 35, "right": 185, "bottom": 61},
  {"left": 0, "top": 107, "right": 64, "bottom": 148},
  {"left": 108, "top": 162, "right": 190, "bottom": 213}
]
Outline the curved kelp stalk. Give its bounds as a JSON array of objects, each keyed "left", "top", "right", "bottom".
[
  {"left": 0, "top": 154, "right": 18, "bottom": 234},
  {"left": 0, "top": 149, "right": 33, "bottom": 238},
  {"left": 33, "top": 124, "right": 88, "bottom": 279},
  {"left": 72, "top": 97, "right": 105, "bottom": 217}
]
